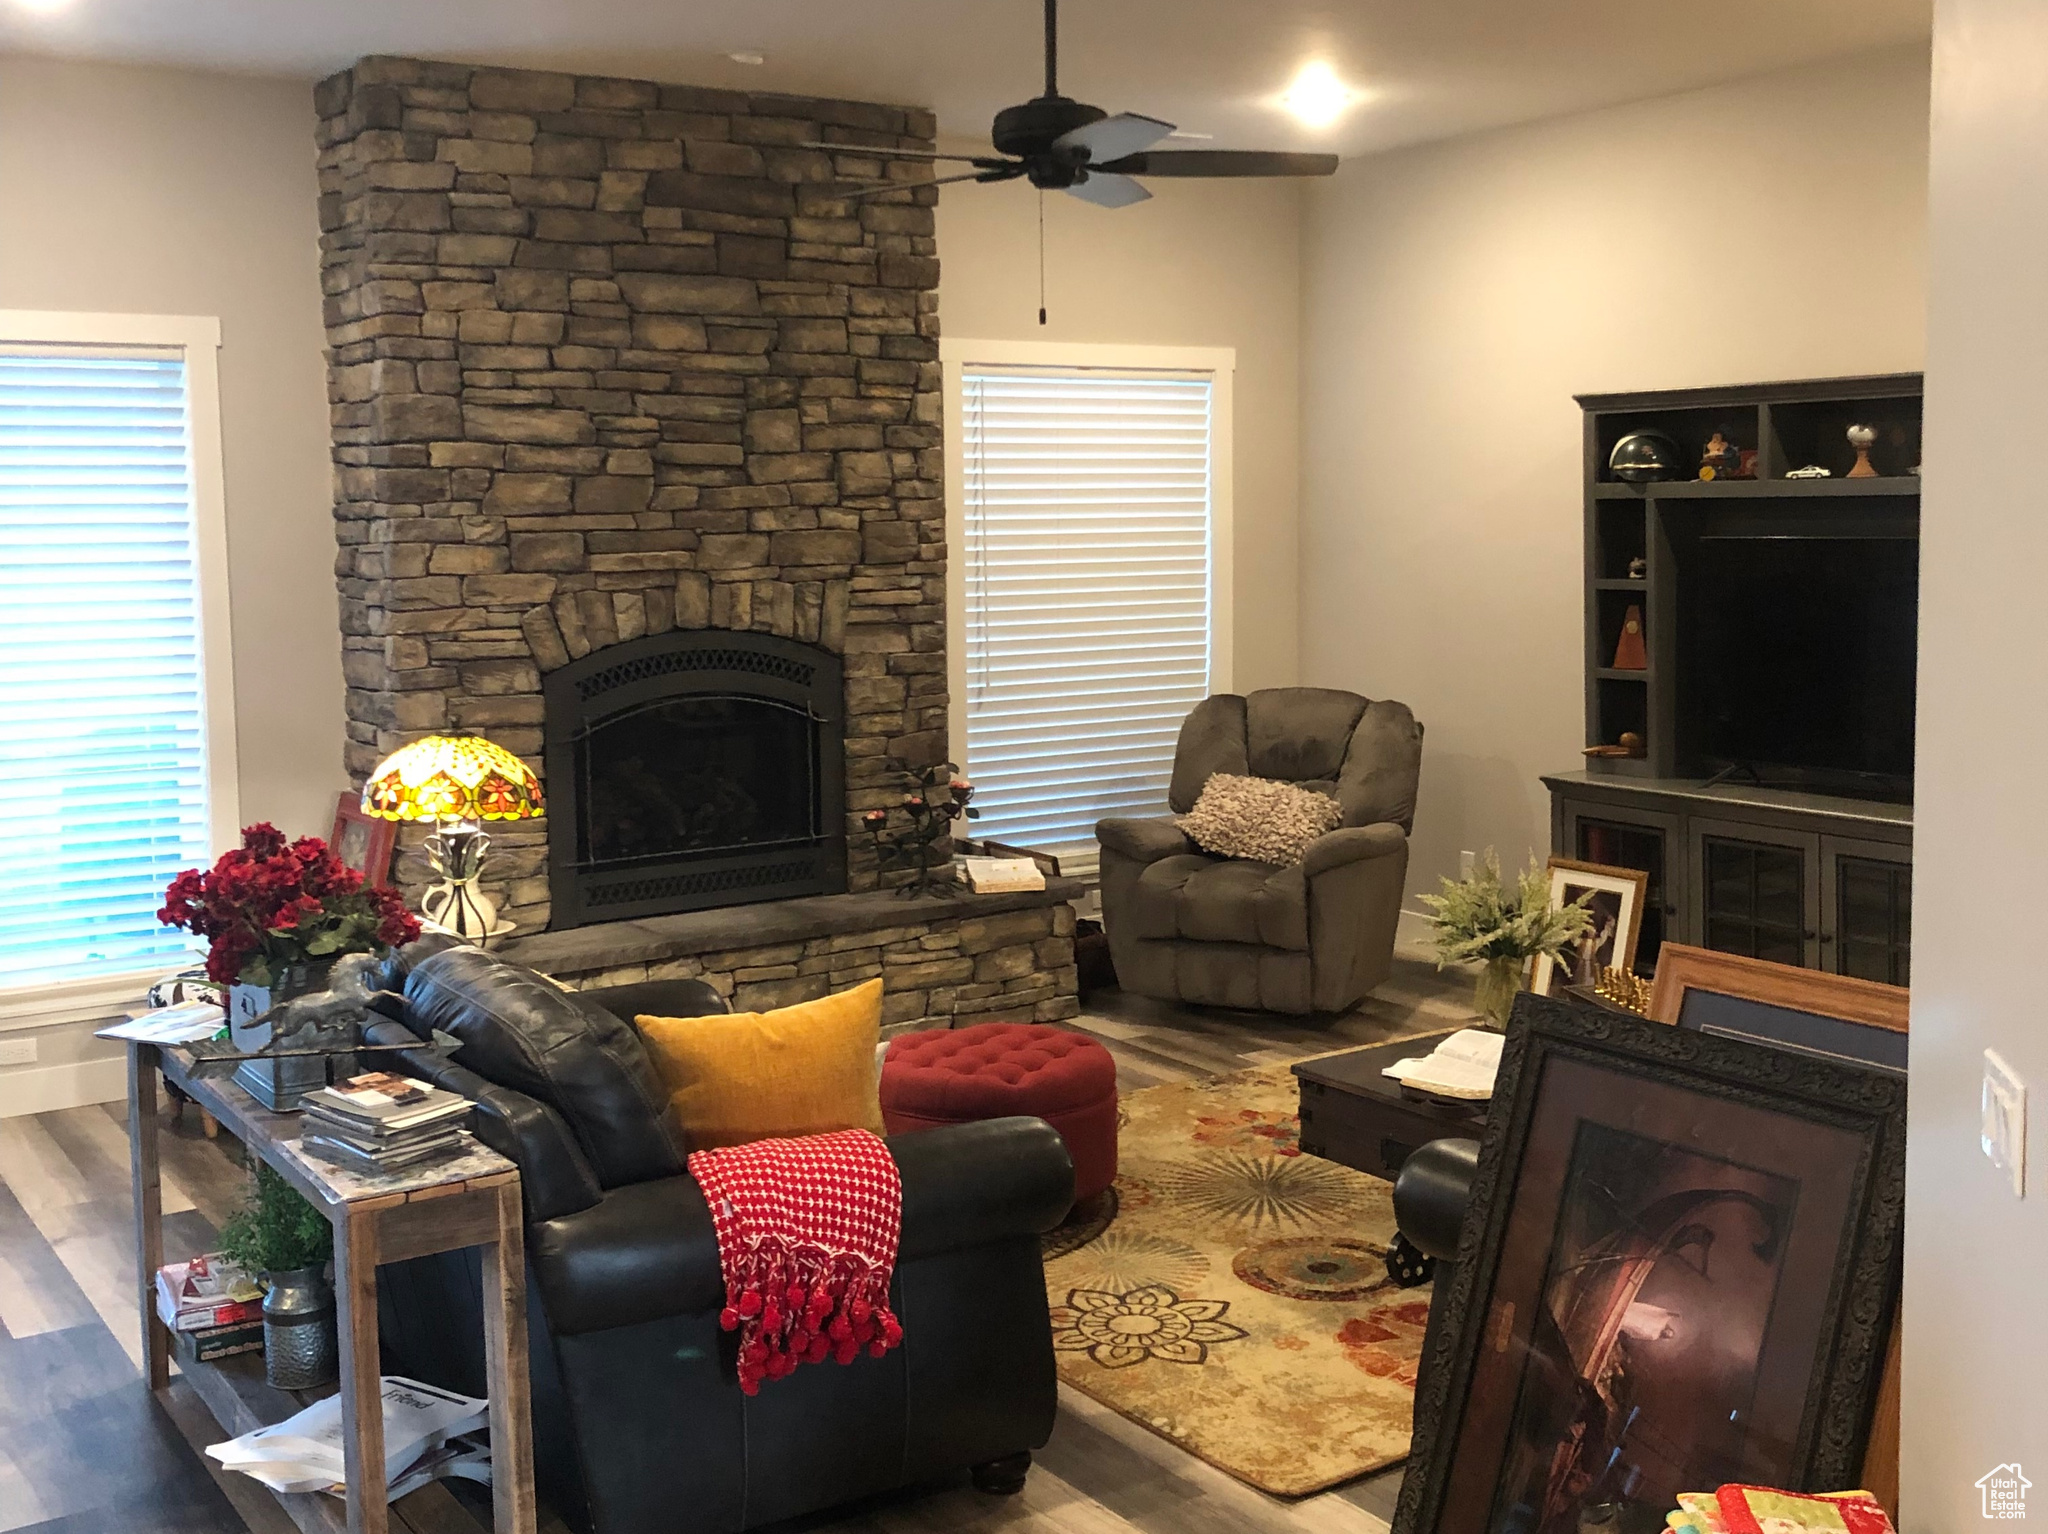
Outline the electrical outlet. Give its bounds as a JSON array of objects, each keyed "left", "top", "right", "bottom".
[
  {"left": 0, "top": 1037, "right": 36, "bottom": 1067},
  {"left": 1459, "top": 850, "right": 1477, "bottom": 880},
  {"left": 1983, "top": 1049, "right": 2027, "bottom": 1198}
]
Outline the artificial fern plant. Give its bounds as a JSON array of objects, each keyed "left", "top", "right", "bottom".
[
  {"left": 1420, "top": 849, "right": 1595, "bottom": 1024},
  {"left": 216, "top": 1160, "right": 333, "bottom": 1277},
  {"left": 1421, "top": 849, "right": 1593, "bottom": 965}
]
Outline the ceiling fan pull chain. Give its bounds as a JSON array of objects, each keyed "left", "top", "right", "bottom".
[{"left": 1038, "top": 190, "right": 1048, "bottom": 326}]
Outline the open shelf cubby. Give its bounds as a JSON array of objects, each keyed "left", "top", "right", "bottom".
[{"left": 1574, "top": 372, "right": 1922, "bottom": 772}]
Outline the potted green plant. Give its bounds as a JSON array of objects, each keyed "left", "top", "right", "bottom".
[
  {"left": 1420, "top": 849, "right": 1594, "bottom": 1025},
  {"left": 217, "top": 1161, "right": 337, "bottom": 1389}
]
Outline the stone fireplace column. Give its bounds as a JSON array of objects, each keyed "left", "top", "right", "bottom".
[{"left": 315, "top": 58, "right": 945, "bottom": 932}]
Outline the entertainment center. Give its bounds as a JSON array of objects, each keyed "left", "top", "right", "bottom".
[{"left": 1547, "top": 374, "right": 1920, "bottom": 984}]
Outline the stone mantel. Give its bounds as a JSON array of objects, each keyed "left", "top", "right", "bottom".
[{"left": 507, "top": 880, "right": 1085, "bottom": 1031}]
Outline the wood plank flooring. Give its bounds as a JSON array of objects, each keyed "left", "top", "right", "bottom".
[{"left": 0, "top": 943, "right": 1473, "bottom": 1534}]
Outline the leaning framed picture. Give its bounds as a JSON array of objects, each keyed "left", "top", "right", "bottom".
[
  {"left": 1393, "top": 994, "right": 1905, "bottom": 1534},
  {"left": 329, "top": 789, "right": 398, "bottom": 888},
  {"left": 1529, "top": 857, "right": 1649, "bottom": 997}
]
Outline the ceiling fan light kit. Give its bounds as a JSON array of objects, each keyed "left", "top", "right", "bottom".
[{"left": 1279, "top": 60, "right": 1361, "bottom": 128}]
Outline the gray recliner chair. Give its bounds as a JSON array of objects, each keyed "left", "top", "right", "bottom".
[{"left": 1096, "top": 688, "right": 1423, "bottom": 1015}]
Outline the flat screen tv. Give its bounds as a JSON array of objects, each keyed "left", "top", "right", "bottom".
[{"left": 1676, "top": 535, "right": 1917, "bottom": 801}]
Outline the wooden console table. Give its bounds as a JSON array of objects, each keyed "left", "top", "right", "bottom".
[{"left": 127, "top": 1042, "right": 536, "bottom": 1534}]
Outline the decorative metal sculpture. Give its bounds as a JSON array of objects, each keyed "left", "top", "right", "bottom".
[{"left": 862, "top": 764, "right": 981, "bottom": 898}]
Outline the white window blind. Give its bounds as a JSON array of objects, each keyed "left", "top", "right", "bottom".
[
  {"left": 0, "top": 349, "right": 212, "bottom": 991},
  {"left": 960, "top": 367, "right": 1215, "bottom": 864}
]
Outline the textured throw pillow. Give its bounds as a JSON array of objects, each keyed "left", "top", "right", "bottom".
[
  {"left": 1177, "top": 772, "right": 1343, "bottom": 866},
  {"left": 636, "top": 978, "right": 887, "bottom": 1151}
]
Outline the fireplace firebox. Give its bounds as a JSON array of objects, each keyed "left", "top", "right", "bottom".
[{"left": 542, "top": 632, "right": 847, "bottom": 928}]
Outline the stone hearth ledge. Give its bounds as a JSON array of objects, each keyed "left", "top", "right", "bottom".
[{"left": 500, "top": 879, "right": 1084, "bottom": 1032}]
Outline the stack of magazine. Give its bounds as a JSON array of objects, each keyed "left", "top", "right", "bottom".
[
  {"left": 207, "top": 1376, "right": 491, "bottom": 1501},
  {"left": 299, "top": 1072, "right": 473, "bottom": 1176}
]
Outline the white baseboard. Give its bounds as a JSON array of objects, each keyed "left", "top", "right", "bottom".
[{"left": 0, "top": 1054, "right": 128, "bottom": 1119}]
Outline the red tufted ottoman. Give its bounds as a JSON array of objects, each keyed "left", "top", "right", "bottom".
[{"left": 881, "top": 1023, "right": 1118, "bottom": 1202}]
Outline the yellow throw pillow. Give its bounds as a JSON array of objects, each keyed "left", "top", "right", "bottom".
[{"left": 636, "top": 978, "right": 886, "bottom": 1151}]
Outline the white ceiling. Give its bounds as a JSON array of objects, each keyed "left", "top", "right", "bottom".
[{"left": 1, "top": 0, "right": 1930, "bottom": 157}]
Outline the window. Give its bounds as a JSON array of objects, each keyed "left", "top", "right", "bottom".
[
  {"left": 944, "top": 343, "right": 1234, "bottom": 872},
  {"left": 0, "top": 314, "right": 235, "bottom": 1019}
]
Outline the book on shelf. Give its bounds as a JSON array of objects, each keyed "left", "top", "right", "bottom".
[
  {"left": 300, "top": 1073, "right": 473, "bottom": 1135},
  {"left": 299, "top": 1100, "right": 470, "bottom": 1148},
  {"left": 156, "top": 1253, "right": 264, "bottom": 1333},
  {"left": 299, "top": 1129, "right": 468, "bottom": 1176},
  {"left": 185, "top": 1319, "right": 265, "bottom": 1362}
]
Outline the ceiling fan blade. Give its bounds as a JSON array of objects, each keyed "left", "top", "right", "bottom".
[
  {"left": 1097, "top": 150, "right": 1341, "bottom": 178},
  {"left": 1053, "top": 112, "right": 1176, "bottom": 165},
  {"left": 832, "top": 168, "right": 1016, "bottom": 203},
  {"left": 801, "top": 141, "right": 1007, "bottom": 168},
  {"left": 1063, "top": 171, "right": 1152, "bottom": 209}
]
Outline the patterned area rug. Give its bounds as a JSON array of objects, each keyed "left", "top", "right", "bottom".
[{"left": 1042, "top": 1063, "right": 1431, "bottom": 1497}]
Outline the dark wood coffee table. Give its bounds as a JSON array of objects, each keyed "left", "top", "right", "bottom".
[{"left": 1292, "top": 1032, "right": 1489, "bottom": 1183}]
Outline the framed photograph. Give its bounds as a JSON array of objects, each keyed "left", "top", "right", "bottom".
[
  {"left": 1529, "top": 858, "right": 1649, "bottom": 998},
  {"left": 329, "top": 789, "right": 398, "bottom": 888},
  {"left": 1645, "top": 944, "right": 1909, "bottom": 1508},
  {"left": 1393, "top": 994, "right": 1905, "bottom": 1534},
  {"left": 1649, "top": 943, "right": 1907, "bottom": 1071}
]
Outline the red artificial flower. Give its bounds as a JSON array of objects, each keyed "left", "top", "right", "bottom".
[{"left": 158, "top": 823, "right": 420, "bottom": 985}]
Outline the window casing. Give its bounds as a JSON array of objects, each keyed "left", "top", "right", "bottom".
[
  {"left": 943, "top": 342, "right": 1234, "bottom": 874},
  {"left": 0, "top": 313, "right": 236, "bottom": 1024}
]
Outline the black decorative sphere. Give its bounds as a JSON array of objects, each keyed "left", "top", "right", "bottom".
[{"left": 1608, "top": 429, "right": 1681, "bottom": 483}]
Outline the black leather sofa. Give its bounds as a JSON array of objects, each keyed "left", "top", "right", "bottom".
[{"left": 359, "top": 940, "right": 1075, "bottom": 1534}]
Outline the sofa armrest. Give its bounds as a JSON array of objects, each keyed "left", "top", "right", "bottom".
[
  {"left": 895, "top": 1115, "right": 1075, "bottom": 1256},
  {"left": 362, "top": 1017, "right": 603, "bottom": 1223},
  {"left": 1301, "top": 822, "right": 1407, "bottom": 880},
  {"left": 526, "top": 1116, "right": 1074, "bottom": 1338},
  {"left": 1097, "top": 817, "right": 1194, "bottom": 866}
]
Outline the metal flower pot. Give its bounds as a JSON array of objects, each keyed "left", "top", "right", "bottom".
[
  {"left": 229, "top": 959, "right": 335, "bottom": 1111},
  {"left": 262, "top": 1264, "right": 338, "bottom": 1390}
]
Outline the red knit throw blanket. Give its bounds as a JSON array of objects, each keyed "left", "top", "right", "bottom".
[{"left": 689, "top": 1128, "right": 905, "bottom": 1395}]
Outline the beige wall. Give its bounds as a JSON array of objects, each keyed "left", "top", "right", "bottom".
[
  {"left": 938, "top": 176, "right": 1303, "bottom": 694},
  {"left": 1298, "top": 46, "right": 1930, "bottom": 905},
  {"left": 1906, "top": 0, "right": 2048, "bottom": 1515},
  {"left": 0, "top": 56, "right": 343, "bottom": 845}
]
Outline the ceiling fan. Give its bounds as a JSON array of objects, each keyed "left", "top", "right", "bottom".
[{"left": 810, "top": 0, "right": 1340, "bottom": 210}]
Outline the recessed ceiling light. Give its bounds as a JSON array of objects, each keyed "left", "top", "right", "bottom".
[
  {"left": 1278, "top": 61, "right": 1360, "bottom": 129},
  {"left": 726, "top": 50, "right": 766, "bottom": 66},
  {"left": 12, "top": 0, "right": 75, "bottom": 13}
]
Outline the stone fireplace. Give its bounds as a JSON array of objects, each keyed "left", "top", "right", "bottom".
[{"left": 315, "top": 56, "right": 1078, "bottom": 1029}]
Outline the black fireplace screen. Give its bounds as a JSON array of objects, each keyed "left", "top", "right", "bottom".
[{"left": 543, "top": 632, "right": 846, "bottom": 927}]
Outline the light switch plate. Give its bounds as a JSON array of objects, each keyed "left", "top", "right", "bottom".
[
  {"left": 1983, "top": 1048, "right": 2027, "bottom": 1198},
  {"left": 0, "top": 1037, "right": 36, "bottom": 1067}
]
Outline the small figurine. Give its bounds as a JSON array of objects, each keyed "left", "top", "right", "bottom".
[
  {"left": 1786, "top": 464, "right": 1833, "bottom": 479},
  {"left": 1626, "top": 555, "right": 1648, "bottom": 580},
  {"left": 1698, "top": 432, "right": 1743, "bottom": 480},
  {"left": 1611, "top": 605, "right": 1648, "bottom": 670},
  {"left": 1846, "top": 422, "right": 1879, "bottom": 478}
]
